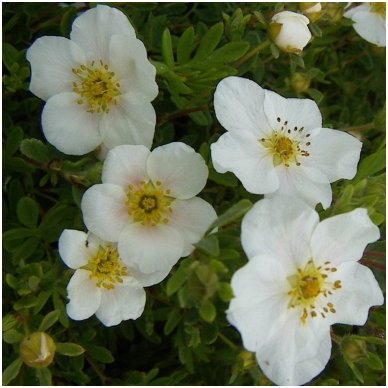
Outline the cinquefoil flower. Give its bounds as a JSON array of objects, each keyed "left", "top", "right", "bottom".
[
  {"left": 344, "top": 2, "right": 386, "bottom": 47},
  {"left": 81, "top": 143, "right": 217, "bottom": 276},
  {"left": 227, "top": 196, "right": 384, "bottom": 386},
  {"left": 26, "top": 5, "right": 158, "bottom": 155},
  {"left": 58, "top": 229, "right": 167, "bottom": 326},
  {"left": 269, "top": 11, "right": 311, "bottom": 53},
  {"left": 211, "top": 76, "right": 362, "bottom": 208}
]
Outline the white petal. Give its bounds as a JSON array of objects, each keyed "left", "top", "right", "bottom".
[
  {"left": 81, "top": 184, "right": 129, "bottom": 242},
  {"left": 302, "top": 127, "right": 362, "bottom": 182},
  {"left": 256, "top": 314, "right": 331, "bottom": 386},
  {"left": 66, "top": 269, "right": 101, "bottom": 320},
  {"left": 130, "top": 266, "right": 172, "bottom": 287},
  {"left": 99, "top": 92, "right": 156, "bottom": 150},
  {"left": 42, "top": 92, "right": 101, "bottom": 155},
  {"left": 264, "top": 89, "right": 322, "bottom": 132},
  {"left": 109, "top": 35, "right": 158, "bottom": 101},
  {"left": 169, "top": 197, "right": 218, "bottom": 257},
  {"left": 95, "top": 284, "right": 146, "bottom": 326},
  {"left": 70, "top": 5, "right": 135, "bottom": 62},
  {"left": 326, "top": 261, "right": 384, "bottom": 326},
  {"left": 102, "top": 144, "right": 150, "bottom": 188},
  {"left": 147, "top": 142, "right": 208, "bottom": 199},
  {"left": 118, "top": 223, "right": 184, "bottom": 274},
  {"left": 241, "top": 196, "right": 318, "bottom": 266},
  {"left": 26, "top": 36, "right": 86, "bottom": 101},
  {"left": 211, "top": 131, "right": 279, "bottom": 194},
  {"left": 213, "top": 76, "right": 271, "bottom": 137},
  {"left": 58, "top": 229, "right": 89, "bottom": 269},
  {"left": 311, "top": 208, "right": 380, "bottom": 265},
  {"left": 273, "top": 164, "right": 332, "bottom": 209}
]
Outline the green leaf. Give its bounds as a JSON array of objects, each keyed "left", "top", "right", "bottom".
[
  {"left": 84, "top": 344, "right": 114, "bottom": 363},
  {"left": 208, "top": 169, "right": 238, "bottom": 187},
  {"left": 194, "top": 22, "right": 224, "bottom": 61},
  {"left": 5, "top": 126, "right": 23, "bottom": 158},
  {"left": 56, "top": 342, "right": 85, "bottom": 357},
  {"left": 2, "top": 314, "right": 18, "bottom": 332},
  {"left": 14, "top": 294, "right": 39, "bottom": 310},
  {"left": 162, "top": 28, "right": 174, "bottom": 68},
  {"left": 35, "top": 367, "right": 52, "bottom": 385},
  {"left": 350, "top": 335, "right": 385, "bottom": 346},
  {"left": 208, "top": 41, "right": 249, "bottom": 63},
  {"left": 2, "top": 357, "right": 23, "bottom": 386},
  {"left": 195, "top": 234, "right": 220, "bottom": 256},
  {"left": 309, "top": 23, "right": 322, "bottom": 38},
  {"left": 199, "top": 300, "right": 216, "bottom": 323},
  {"left": 364, "top": 351, "right": 384, "bottom": 370},
  {"left": 39, "top": 310, "right": 60, "bottom": 332},
  {"left": 164, "top": 309, "right": 181, "bottom": 335},
  {"left": 11, "top": 237, "right": 40, "bottom": 262},
  {"left": 217, "top": 282, "right": 234, "bottom": 302},
  {"left": 166, "top": 265, "right": 189, "bottom": 296},
  {"left": 353, "top": 147, "right": 386, "bottom": 183},
  {"left": 208, "top": 199, "right": 252, "bottom": 231},
  {"left": 16, "top": 196, "right": 39, "bottom": 229},
  {"left": 20, "top": 138, "right": 50, "bottom": 163},
  {"left": 177, "top": 26, "right": 195, "bottom": 64},
  {"left": 3, "top": 329, "right": 24, "bottom": 344}
]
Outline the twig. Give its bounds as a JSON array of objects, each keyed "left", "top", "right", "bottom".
[
  {"left": 234, "top": 39, "right": 270, "bottom": 68},
  {"left": 84, "top": 352, "right": 110, "bottom": 385},
  {"left": 360, "top": 258, "right": 386, "bottom": 271},
  {"left": 342, "top": 122, "right": 374, "bottom": 132}
]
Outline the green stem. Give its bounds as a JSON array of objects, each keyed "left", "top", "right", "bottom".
[
  {"left": 84, "top": 352, "right": 109, "bottom": 385},
  {"left": 219, "top": 332, "right": 239, "bottom": 350},
  {"left": 234, "top": 39, "right": 271, "bottom": 68},
  {"left": 342, "top": 122, "right": 374, "bottom": 132}
]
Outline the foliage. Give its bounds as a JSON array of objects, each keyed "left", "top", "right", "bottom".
[{"left": 3, "top": 2, "right": 385, "bottom": 385}]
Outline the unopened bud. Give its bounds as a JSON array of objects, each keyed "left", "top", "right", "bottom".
[
  {"left": 291, "top": 72, "right": 311, "bottom": 93},
  {"left": 299, "top": 2, "right": 322, "bottom": 22},
  {"left": 269, "top": 11, "right": 312, "bottom": 54},
  {"left": 20, "top": 332, "right": 56, "bottom": 368},
  {"left": 238, "top": 350, "right": 256, "bottom": 369},
  {"left": 323, "top": 2, "right": 343, "bottom": 23},
  {"left": 341, "top": 336, "right": 367, "bottom": 363}
]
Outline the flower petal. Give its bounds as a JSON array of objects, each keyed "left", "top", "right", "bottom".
[
  {"left": 58, "top": 229, "right": 89, "bottom": 269},
  {"left": 66, "top": 269, "right": 101, "bottom": 320},
  {"left": 241, "top": 196, "right": 318, "bottom": 266},
  {"left": 211, "top": 131, "right": 279, "bottom": 194},
  {"left": 99, "top": 92, "right": 156, "bottom": 150},
  {"left": 327, "top": 261, "right": 384, "bottom": 326},
  {"left": 95, "top": 283, "right": 146, "bottom": 326},
  {"left": 118, "top": 223, "right": 184, "bottom": 274},
  {"left": 273, "top": 164, "right": 332, "bottom": 209},
  {"left": 81, "top": 183, "right": 128, "bottom": 242},
  {"left": 109, "top": 34, "right": 158, "bottom": 101},
  {"left": 311, "top": 208, "right": 380, "bottom": 265},
  {"left": 26, "top": 36, "right": 86, "bottom": 101},
  {"left": 130, "top": 267, "right": 172, "bottom": 287},
  {"left": 147, "top": 142, "right": 208, "bottom": 199},
  {"left": 302, "top": 127, "right": 362, "bottom": 182},
  {"left": 264, "top": 89, "right": 322, "bottom": 132},
  {"left": 102, "top": 145, "right": 150, "bottom": 188},
  {"left": 214, "top": 76, "right": 271, "bottom": 137},
  {"left": 169, "top": 197, "right": 218, "bottom": 257},
  {"left": 42, "top": 92, "right": 101, "bottom": 155},
  {"left": 70, "top": 5, "right": 135, "bottom": 62}
]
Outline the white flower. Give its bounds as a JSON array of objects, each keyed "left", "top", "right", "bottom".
[
  {"left": 344, "top": 3, "right": 386, "bottom": 47},
  {"left": 211, "top": 76, "right": 362, "bottom": 209},
  {"left": 26, "top": 5, "right": 158, "bottom": 155},
  {"left": 81, "top": 142, "right": 217, "bottom": 276},
  {"left": 301, "top": 2, "right": 322, "bottom": 15},
  {"left": 228, "top": 196, "right": 384, "bottom": 386},
  {"left": 269, "top": 11, "right": 312, "bottom": 53},
  {"left": 58, "top": 230, "right": 167, "bottom": 326}
]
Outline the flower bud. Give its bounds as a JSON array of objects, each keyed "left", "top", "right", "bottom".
[
  {"left": 269, "top": 11, "right": 312, "bottom": 54},
  {"left": 323, "top": 2, "right": 343, "bottom": 23},
  {"left": 238, "top": 350, "right": 256, "bottom": 369},
  {"left": 299, "top": 2, "right": 322, "bottom": 22},
  {"left": 291, "top": 72, "right": 311, "bottom": 93},
  {"left": 341, "top": 336, "right": 367, "bottom": 363},
  {"left": 19, "top": 332, "right": 56, "bottom": 368}
]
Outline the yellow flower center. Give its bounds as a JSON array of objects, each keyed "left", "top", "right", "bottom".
[
  {"left": 84, "top": 245, "right": 127, "bottom": 289},
  {"left": 72, "top": 60, "right": 121, "bottom": 114},
  {"left": 259, "top": 117, "right": 311, "bottom": 167},
  {"left": 126, "top": 181, "right": 174, "bottom": 226},
  {"left": 370, "top": 2, "right": 386, "bottom": 16},
  {"left": 287, "top": 259, "right": 341, "bottom": 325}
]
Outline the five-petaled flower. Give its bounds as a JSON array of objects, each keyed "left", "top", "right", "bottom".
[
  {"left": 58, "top": 230, "right": 165, "bottom": 326},
  {"left": 344, "top": 2, "right": 386, "bottom": 47},
  {"left": 227, "top": 196, "right": 384, "bottom": 386},
  {"left": 26, "top": 5, "right": 158, "bottom": 155},
  {"left": 81, "top": 142, "right": 217, "bottom": 276},
  {"left": 211, "top": 76, "right": 362, "bottom": 208}
]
